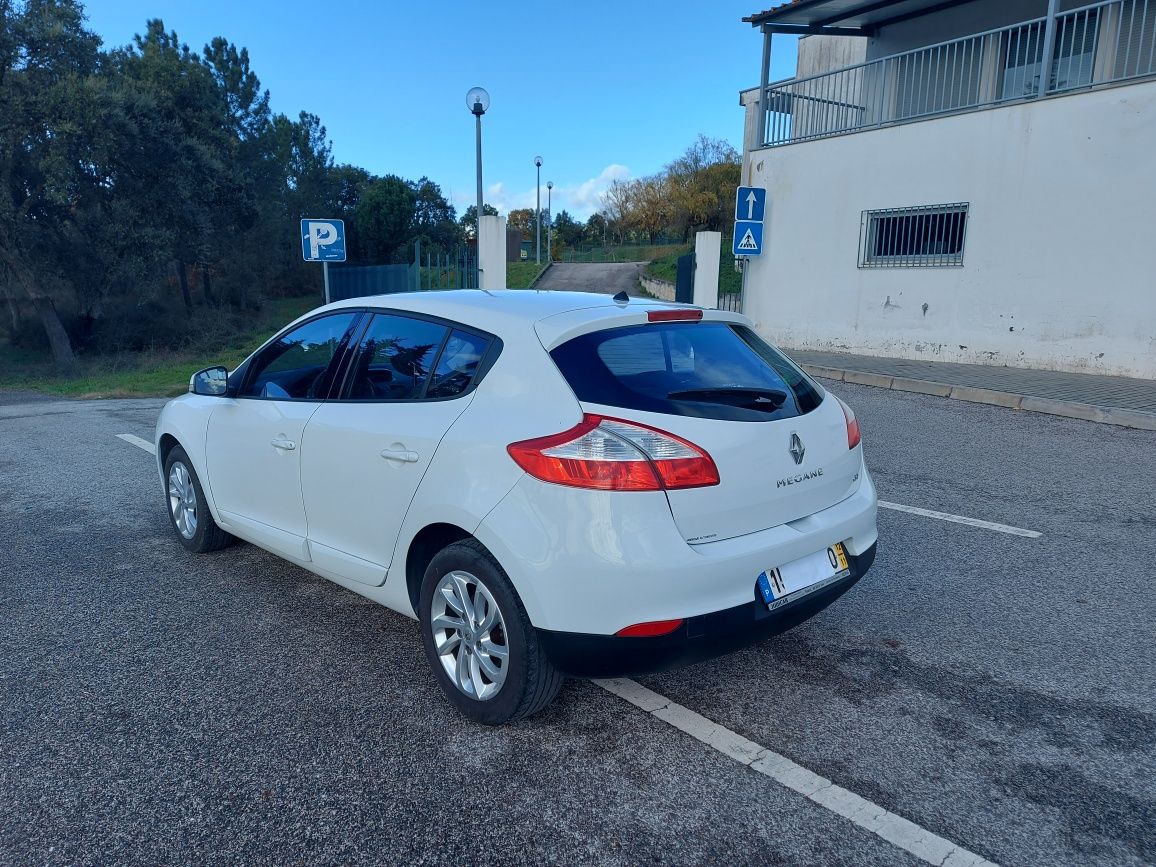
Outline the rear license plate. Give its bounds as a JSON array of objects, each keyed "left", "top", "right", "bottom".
[{"left": 757, "top": 543, "right": 850, "bottom": 611}]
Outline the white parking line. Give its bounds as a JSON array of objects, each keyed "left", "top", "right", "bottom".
[
  {"left": 596, "top": 678, "right": 998, "bottom": 867},
  {"left": 116, "top": 433, "right": 156, "bottom": 456},
  {"left": 878, "top": 501, "right": 1041, "bottom": 538}
]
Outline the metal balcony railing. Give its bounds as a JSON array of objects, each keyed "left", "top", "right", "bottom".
[{"left": 762, "top": 0, "right": 1156, "bottom": 147}]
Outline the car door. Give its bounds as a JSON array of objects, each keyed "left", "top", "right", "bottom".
[
  {"left": 300, "top": 312, "right": 491, "bottom": 586},
  {"left": 205, "top": 311, "right": 360, "bottom": 561}
]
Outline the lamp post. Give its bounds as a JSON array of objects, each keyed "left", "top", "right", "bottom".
[
  {"left": 534, "top": 155, "right": 542, "bottom": 264},
  {"left": 546, "top": 181, "right": 553, "bottom": 262},
  {"left": 466, "top": 87, "right": 490, "bottom": 240}
]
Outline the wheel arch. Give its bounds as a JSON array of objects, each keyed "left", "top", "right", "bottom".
[{"left": 405, "top": 522, "right": 473, "bottom": 615}]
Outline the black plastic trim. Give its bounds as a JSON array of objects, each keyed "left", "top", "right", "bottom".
[{"left": 538, "top": 542, "right": 877, "bottom": 678}]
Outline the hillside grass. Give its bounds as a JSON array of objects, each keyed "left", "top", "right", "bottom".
[
  {"left": 645, "top": 242, "right": 742, "bottom": 296},
  {"left": 504, "top": 260, "right": 551, "bottom": 288},
  {"left": 0, "top": 295, "right": 320, "bottom": 399}
]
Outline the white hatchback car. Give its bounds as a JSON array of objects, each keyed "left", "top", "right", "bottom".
[{"left": 156, "top": 290, "right": 878, "bottom": 724}]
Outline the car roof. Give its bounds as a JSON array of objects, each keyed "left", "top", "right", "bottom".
[{"left": 320, "top": 289, "right": 682, "bottom": 334}]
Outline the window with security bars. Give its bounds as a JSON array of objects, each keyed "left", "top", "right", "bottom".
[{"left": 859, "top": 203, "right": 969, "bottom": 268}]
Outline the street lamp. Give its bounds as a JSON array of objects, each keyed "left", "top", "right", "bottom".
[
  {"left": 466, "top": 87, "right": 490, "bottom": 240},
  {"left": 534, "top": 155, "right": 543, "bottom": 264},
  {"left": 546, "top": 181, "right": 553, "bottom": 261}
]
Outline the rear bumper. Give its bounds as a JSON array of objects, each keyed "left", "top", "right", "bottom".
[{"left": 539, "top": 542, "right": 876, "bottom": 678}]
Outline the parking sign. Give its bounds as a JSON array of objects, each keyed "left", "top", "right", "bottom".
[{"left": 301, "top": 219, "right": 347, "bottom": 262}]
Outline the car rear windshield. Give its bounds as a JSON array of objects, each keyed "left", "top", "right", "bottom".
[{"left": 550, "top": 321, "right": 824, "bottom": 422}]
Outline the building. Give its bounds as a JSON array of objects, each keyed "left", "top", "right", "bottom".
[{"left": 738, "top": 0, "right": 1156, "bottom": 378}]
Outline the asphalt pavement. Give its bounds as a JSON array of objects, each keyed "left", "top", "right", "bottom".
[
  {"left": 0, "top": 384, "right": 1152, "bottom": 866},
  {"left": 533, "top": 262, "right": 647, "bottom": 295}
]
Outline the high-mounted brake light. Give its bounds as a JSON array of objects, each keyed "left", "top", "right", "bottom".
[
  {"left": 647, "top": 308, "right": 703, "bottom": 323},
  {"left": 836, "top": 397, "right": 862, "bottom": 450},
  {"left": 615, "top": 619, "right": 684, "bottom": 638},
  {"left": 507, "top": 414, "right": 719, "bottom": 492}
]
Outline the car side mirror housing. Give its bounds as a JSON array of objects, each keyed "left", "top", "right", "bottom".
[{"left": 190, "top": 366, "right": 229, "bottom": 397}]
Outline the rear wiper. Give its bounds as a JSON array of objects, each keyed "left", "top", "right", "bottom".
[{"left": 666, "top": 387, "right": 789, "bottom": 410}]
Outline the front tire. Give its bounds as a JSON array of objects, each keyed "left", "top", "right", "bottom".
[
  {"left": 419, "top": 539, "right": 562, "bottom": 725},
  {"left": 164, "top": 445, "right": 233, "bottom": 553}
]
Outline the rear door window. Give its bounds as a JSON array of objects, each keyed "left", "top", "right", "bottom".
[{"left": 550, "top": 322, "right": 823, "bottom": 422}]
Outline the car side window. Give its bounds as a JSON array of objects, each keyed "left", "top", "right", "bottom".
[
  {"left": 426, "top": 330, "right": 490, "bottom": 399},
  {"left": 342, "top": 314, "right": 449, "bottom": 400},
  {"left": 243, "top": 312, "right": 358, "bottom": 400}
]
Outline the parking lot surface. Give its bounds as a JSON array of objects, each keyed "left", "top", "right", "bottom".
[{"left": 1, "top": 383, "right": 1153, "bottom": 866}]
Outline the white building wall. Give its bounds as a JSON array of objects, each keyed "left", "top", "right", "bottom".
[{"left": 742, "top": 79, "right": 1156, "bottom": 378}]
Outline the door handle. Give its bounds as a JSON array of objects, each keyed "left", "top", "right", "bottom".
[
  {"left": 271, "top": 437, "right": 297, "bottom": 451},
  {"left": 380, "top": 448, "right": 420, "bottom": 463}
]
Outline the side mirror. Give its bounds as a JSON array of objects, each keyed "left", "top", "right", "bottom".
[{"left": 190, "top": 366, "right": 229, "bottom": 397}]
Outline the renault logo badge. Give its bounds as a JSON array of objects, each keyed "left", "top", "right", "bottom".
[{"left": 789, "top": 433, "right": 805, "bottom": 465}]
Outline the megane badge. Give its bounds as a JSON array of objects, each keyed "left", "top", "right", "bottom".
[{"left": 789, "top": 432, "right": 805, "bottom": 465}]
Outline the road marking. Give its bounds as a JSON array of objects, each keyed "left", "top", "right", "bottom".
[
  {"left": 596, "top": 678, "right": 998, "bottom": 867},
  {"left": 878, "top": 501, "right": 1040, "bottom": 538},
  {"left": 116, "top": 433, "right": 156, "bottom": 456}
]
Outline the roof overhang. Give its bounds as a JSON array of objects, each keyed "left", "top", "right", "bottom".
[{"left": 744, "top": 0, "right": 975, "bottom": 36}]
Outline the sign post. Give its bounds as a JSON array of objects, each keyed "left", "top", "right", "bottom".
[
  {"left": 732, "top": 186, "right": 766, "bottom": 258},
  {"left": 300, "top": 218, "right": 347, "bottom": 303}
]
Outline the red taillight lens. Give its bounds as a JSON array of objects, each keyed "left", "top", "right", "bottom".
[
  {"left": 615, "top": 619, "right": 684, "bottom": 637},
  {"left": 647, "top": 308, "right": 703, "bottom": 323},
  {"left": 837, "top": 397, "right": 861, "bottom": 449},
  {"left": 507, "top": 414, "right": 719, "bottom": 491}
]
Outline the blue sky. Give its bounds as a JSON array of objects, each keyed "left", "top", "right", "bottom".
[{"left": 84, "top": 1, "right": 798, "bottom": 221}]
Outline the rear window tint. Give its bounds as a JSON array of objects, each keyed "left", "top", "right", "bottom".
[{"left": 550, "top": 322, "right": 823, "bottom": 422}]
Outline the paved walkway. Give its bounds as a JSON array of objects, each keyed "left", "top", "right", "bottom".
[
  {"left": 533, "top": 262, "right": 647, "bottom": 295},
  {"left": 788, "top": 349, "right": 1156, "bottom": 429}
]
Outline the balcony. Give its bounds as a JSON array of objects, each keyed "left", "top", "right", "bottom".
[{"left": 757, "top": 0, "right": 1156, "bottom": 148}]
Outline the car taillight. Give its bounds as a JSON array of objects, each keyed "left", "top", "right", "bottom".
[
  {"left": 507, "top": 414, "right": 720, "bottom": 491},
  {"left": 647, "top": 309, "right": 703, "bottom": 323},
  {"left": 836, "top": 397, "right": 861, "bottom": 449}
]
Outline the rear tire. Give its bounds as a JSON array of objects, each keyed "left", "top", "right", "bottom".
[
  {"left": 419, "top": 538, "right": 562, "bottom": 725},
  {"left": 164, "top": 445, "right": 233, "bottom": 553}
]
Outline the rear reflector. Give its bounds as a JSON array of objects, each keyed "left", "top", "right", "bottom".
[
  {"left": 615, "top": 619, "right": 684, "bottom": 638},
  {"left": 647, "top": 308, "right": 703, "bottom": 323},
  {"left": 836, "top": 396, "right": 862, "bottom": 449},
  {"left": 507, "top": 414, "right": 719, "bottom": 491}
]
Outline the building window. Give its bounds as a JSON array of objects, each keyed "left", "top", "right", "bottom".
[{"left": 859, "top": 203, "right": 969, "bottom": 268}]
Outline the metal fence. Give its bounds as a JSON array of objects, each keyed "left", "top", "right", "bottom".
[
  {"left": 763, "top": 0, "right": 1156, "bottom": 147},
  {"left": 326, "top": 243, "right": 477, "bottom": 302},
  {"left": 858, "top": 203, "right": 970, "bottom": 268}
]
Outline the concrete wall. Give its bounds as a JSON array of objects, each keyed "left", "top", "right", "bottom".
[
  {"left": 741, "top": 80, "right": 1156, "bottom": 378},
  {"left": 798, "top": 34, "right": 868, "bottom": 76},
  {"left": 478, "top": 215, "right": 506, "bottom": 290}
]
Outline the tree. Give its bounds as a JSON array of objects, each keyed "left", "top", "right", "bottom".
[
  {"left": 552, "top": 210, "right": 583, "bottom": 248},
  {"left": 354, "top": 175, "right": 415, "bottom": 264},
  {"left": 0, "top": 0, "right": 102, "bottom": 364},
  {"left": 458, "top": 203, "right": 498, "bottom": 239},
  {"left": 409, "top": 176, "right": 460, "bottom": 252}
]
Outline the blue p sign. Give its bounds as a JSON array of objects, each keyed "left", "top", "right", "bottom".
[{"left": 301, "top": 219, "right": 347, "bottom": 262}]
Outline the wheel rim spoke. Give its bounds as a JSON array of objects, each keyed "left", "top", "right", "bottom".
[{"left": 430, "top": 569, "right": 509, "bottom": 702}]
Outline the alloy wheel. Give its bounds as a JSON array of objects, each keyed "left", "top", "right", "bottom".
[
  {"left": 168, "top": 462, "right": 198, "bottom": 540},
  {"left": 429, "top": 570, "right": 509, "bottom": 701}
]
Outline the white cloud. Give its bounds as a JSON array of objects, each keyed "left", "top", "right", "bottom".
[{"left": 451, "top": 164, "right": 631, "bottom": 222}]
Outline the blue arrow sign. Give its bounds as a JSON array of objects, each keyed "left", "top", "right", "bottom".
[
  {"left": 733, "top": 221, "right": 764, "bottom": 256},
  {"left": 301, "top": 218, "right": 347, "bottom": 262},
  {"left": 735, "top": 186, "right": 766, "bottom": 223}
]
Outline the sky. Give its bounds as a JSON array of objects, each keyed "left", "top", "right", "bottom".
[{"left": 82, "top": 1, "right": 798, "bottom": 221}]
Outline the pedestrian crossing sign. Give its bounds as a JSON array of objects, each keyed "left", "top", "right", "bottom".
[{"left": 733, "top": 220, "right": 764, "bottom": 256}]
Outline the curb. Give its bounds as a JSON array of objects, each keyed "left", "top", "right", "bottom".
[
  {"left": 527, "top": 261, "right": 554, "bottom": 289},
  {"left": 801, "top": 366, "right": 1156, "bottom": 432}
]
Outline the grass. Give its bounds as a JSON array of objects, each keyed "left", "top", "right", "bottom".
[
  {"left": 504, "top": 260, "right": 551, "bottom": 289},
  {"left": 564, "top": 244, "right": 688, "bottom": 264},
  {"left": 0, "top": 295, "right": 320, "bottom": 399},
  {"left": 645, "top": 242, "right": 742, "bottom": 296}
]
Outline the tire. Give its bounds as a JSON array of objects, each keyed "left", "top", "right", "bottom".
[
  {"left": 164, "top": 445, "right": 233, "bottom": 553},
  {"left": 419, "top": 538, "right": 562, "bottom": 725}
]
